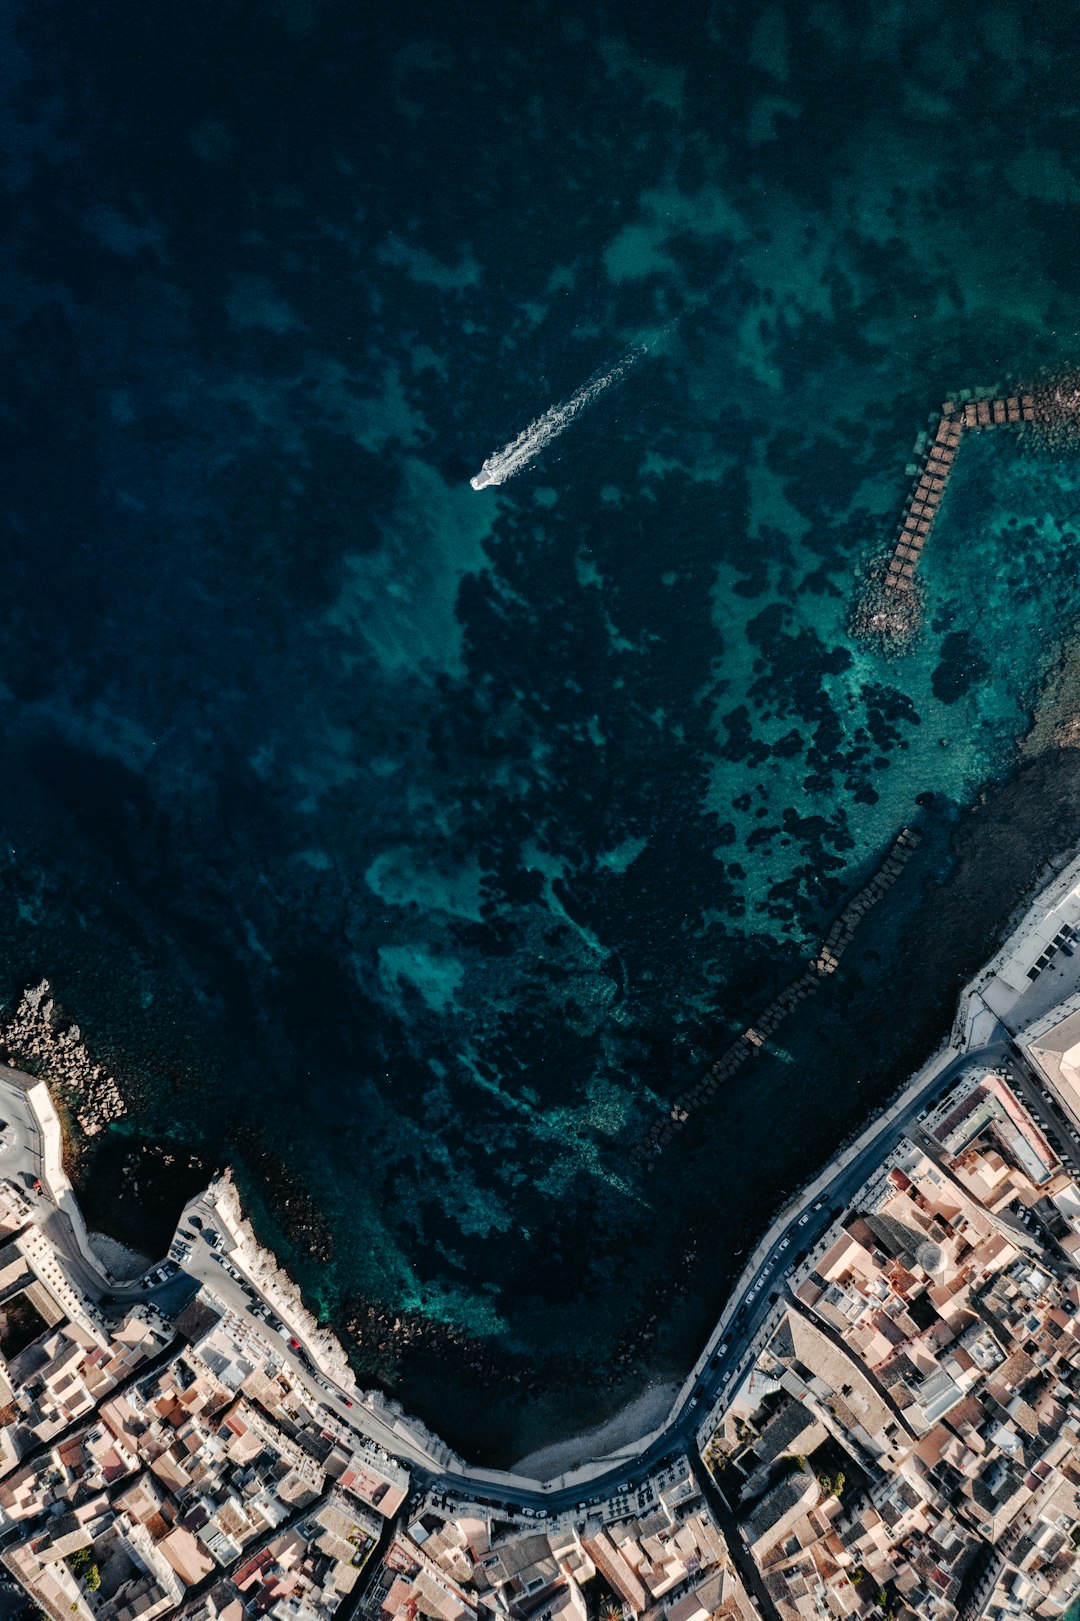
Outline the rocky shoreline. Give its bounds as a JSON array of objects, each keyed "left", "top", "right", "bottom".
[
  {"left": 849, "top": 553, "right": 926, "bottom": 650},
  {"left": 238, "top": 1131, "right": 335, "bottom": 1266},
  {"left": 210, "top": 1167, "right": 355, "bottom": 1386},
  {"left": 8, "top": 615, "right": 1080, "bottom": 1464},
  {"left": 0, "top": 979, "right": 127, "bottom": 1142}
]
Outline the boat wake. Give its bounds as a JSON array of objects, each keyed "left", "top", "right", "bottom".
[{"left": 470, "top": 344, "right": 646, "bottom": 490}]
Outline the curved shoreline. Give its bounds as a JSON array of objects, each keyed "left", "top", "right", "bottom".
[
  {"left": 511, "top": 1379, "right": 680, "bottom": 1477},
  {"left": 9, "top": 819, "right": 1080, "bottom": 1496},
  {"left": 12, "top": 748, "right": 1076, "bottom": 1484}
]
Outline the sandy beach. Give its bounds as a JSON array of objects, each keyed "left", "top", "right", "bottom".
[
  {"left": 511, "top": 1379, "right": 679, "bottom": 1479},
  {"left": 88, "top": 1230, "right": 151, "bottom": 1281}
]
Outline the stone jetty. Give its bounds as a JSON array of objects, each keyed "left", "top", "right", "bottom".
[
  {"left": 852, "top": 385, "right": 1048, "bottom": 647},
  {"left": 638, "top": 827, "right": 922, "bottom": 1159},
  {"left": 880, "top": 394, "right": 1033, "bottom": 599}
]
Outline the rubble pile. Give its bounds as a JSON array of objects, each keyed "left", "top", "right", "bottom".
[
  {"left": 1, "top": 979, "right": 127, "bottom": 1138},
  {"left": 850, "top": 554, "right": 924, "bottom": 651},
  {"left": 1028, "top": 368, "right": 1080, "bottom": 450}
]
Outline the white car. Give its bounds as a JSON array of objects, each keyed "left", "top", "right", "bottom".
[{"left": 779, "top": 1236, "right": 790, "bottom": 1250}]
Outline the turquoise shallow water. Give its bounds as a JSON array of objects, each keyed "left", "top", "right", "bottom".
[{"left": 5, "top": 0, "right": 1080, "bottom": 1456}]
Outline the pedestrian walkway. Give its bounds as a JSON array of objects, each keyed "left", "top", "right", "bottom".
[
  {"left": 850, "top": 381, "right": 1065, "bottom": 645},
  {"left": 880, "top": 394, "right": 1034, "bottom": 598}
]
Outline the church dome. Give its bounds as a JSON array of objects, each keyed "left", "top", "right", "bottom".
[{"left": 916, "top": 1239, "right": 945, "bottom": 1276}]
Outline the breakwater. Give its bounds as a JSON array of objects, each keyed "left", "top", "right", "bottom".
[
  {"left": 638, "top": 827, "right": 922, "bottom": 1160},
  {"left": 0, "top": 980, "right": 127, "bottom": 1140},
  {"left": 853, "top": 387, "right": 1045, "bottom": 646},
  {"left": 882, "top": 394, "right": 1034, "bottom": 596}
]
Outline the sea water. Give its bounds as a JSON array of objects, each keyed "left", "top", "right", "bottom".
[{"left": 4, "top": 0, "right": 1080, "bottom": 1458}]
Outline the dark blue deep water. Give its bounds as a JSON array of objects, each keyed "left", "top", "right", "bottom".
[{"left": 6, "top": 0, "right": 1080, "bottom": 1459}]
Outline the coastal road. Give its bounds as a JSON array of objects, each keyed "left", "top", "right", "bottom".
[
  {"left": 0, "top": 1069, "right": 123, "bottom": 1301},
  {"left": 134, "top": 1027, "right": 1060, "bottom": 1522},
  {"left": 409, "top": 1036, "right": 1016, "bottom": 1518},
  {"left": 3, "top": 1038, "right": 1010, "bottom": 1513},
  {"left": 0, "top": 1034, "right": 1037, "bottom": 1519},
  {"left": 0, "top": 1073, "right": 438, "bottom": 1471},
  {"left": 142, "top": 1196, "right": 449, "bottom": 1474},
  {"left": 999, "top": 1050, "right": 1080, "bottom": 1182}
]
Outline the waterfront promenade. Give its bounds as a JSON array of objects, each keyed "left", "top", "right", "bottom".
[{"left": 5, "top": 843, "right": 1080, "bottom": 1518}]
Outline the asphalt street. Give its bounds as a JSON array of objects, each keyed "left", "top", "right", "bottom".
[{"left": 0, "top": 1031, "right": 1052, "bottom": 1524}]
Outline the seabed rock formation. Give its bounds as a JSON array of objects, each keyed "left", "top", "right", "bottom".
[{"left": 638, "top": 827, "right": 922, "bottom": 1158}]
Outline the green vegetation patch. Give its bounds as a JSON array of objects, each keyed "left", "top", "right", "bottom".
[
  {"left": 0, "top": 1290, "right": 49, "bottom": 1359},
  {"left": 66, "top": 1549, "right": 100, "bottom": 1592}
]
